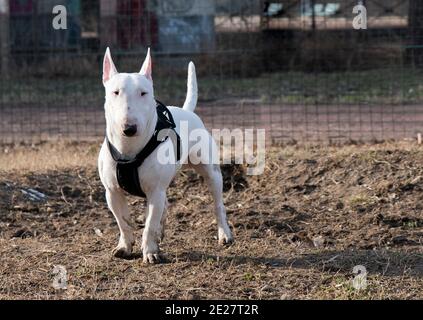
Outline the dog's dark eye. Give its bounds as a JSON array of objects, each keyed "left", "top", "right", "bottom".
[
  {"left": 113, "top": 90, "right": 119, "bottom": 95},
  {"left": 141, "top": 92, "right": 147, "bottom": 96}
]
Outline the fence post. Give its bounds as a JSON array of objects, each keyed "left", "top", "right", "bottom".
[
  {"left": 0, "top": 0, "right": 10, "bottom": 77},
  {"left": 408, "top": 0, "right": 423, "bottom": 66}
]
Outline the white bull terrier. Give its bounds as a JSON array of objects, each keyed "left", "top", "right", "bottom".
[{"left": 98, "top": 48, "right": 233, "bottom": 263}]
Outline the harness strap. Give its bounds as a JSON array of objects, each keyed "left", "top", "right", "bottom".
[{"left": 107, "top": 100, "right": 181, "bottom": 197}]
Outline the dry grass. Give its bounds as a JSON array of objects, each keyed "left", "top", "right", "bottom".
[
  {"left": 0, "top": 140, "right": 420, "bottom": 172},
  {"left": 0, "top": 141, "right": 99, "bottom": 172},
  {"left": 0, "top": 141, "right": 422, "bottom": 299}
]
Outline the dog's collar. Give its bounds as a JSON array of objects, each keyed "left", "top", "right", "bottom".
[
  {"left": 107, "top": 100, "right": 178, "bottom": 163},
  {"left": 106, "top": 100, "right": 181, "bottom": 197}
]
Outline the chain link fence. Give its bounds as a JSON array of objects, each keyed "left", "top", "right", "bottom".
[{"left": 1, "top": 0, "right": 423, "bottom": 144}]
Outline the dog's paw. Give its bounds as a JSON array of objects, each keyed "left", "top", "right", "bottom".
[
  {"left": 143, "top": 252, "right": 161, "bottom": 264},
  {"left": 218, "top": 228, "right": 234, "bottom": 246},
  {"left": 112, "top": 244, "right": 133, "bottom": 259},
  {"left": 142, "top": 241, "right": 161, "bottom": 264}
]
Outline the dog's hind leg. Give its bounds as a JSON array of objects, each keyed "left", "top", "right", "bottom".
[
  {"left": 105, "top": 190, "right": 135, "bottom": 258},
  {"left": 193, "top": 163, "right": 233, "bottom": 245}
]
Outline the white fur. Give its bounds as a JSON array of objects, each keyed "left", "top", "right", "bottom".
[
  {"left": 98, "top": 48, "right": 233, "bottom": 263},
  {"left": 182, "top": 62, "right": 198, "bottom": 112}
]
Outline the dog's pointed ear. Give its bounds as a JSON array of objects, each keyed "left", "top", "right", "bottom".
[
  {"left": 140, "top": 47, "right": 152, "bottom": 82},
  {"left": 103, "top": 47, "right": 118, "bottom": 84}
]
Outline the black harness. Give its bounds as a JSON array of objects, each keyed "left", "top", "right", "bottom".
[{"left": 106, "top": 100, "right": 181, "bottom": 197}]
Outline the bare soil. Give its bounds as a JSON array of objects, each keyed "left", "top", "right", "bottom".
[{"left": 0, "top": 142, "right": 422, "bottom": 299}]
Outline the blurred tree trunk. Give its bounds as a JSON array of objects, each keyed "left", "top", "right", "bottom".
[{"left": 408, "top": 0, "right": 423, "bottom": 66}]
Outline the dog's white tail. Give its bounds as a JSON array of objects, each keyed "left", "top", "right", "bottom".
[{"left": 182, "top": 62, "right": 198, "bottom": 112}]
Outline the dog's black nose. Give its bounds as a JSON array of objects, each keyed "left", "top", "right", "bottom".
[{"left": 123, "top": 124, "right": 137, "bottom": 137}]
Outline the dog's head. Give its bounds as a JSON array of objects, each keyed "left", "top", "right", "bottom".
[{"left": 102, "top": 48, "right": 156, "bottom": 138}]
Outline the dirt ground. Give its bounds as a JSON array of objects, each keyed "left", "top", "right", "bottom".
[{"left": 0, "top": 141, "right": 422, "bottom": 299}]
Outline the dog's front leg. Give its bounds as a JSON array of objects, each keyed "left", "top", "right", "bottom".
[
  {"left": 105, "top": 189, "right": 135, "bottom": 258},
  {"left": 142, "top": 189, "right": 166, "bottom": 263}
]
